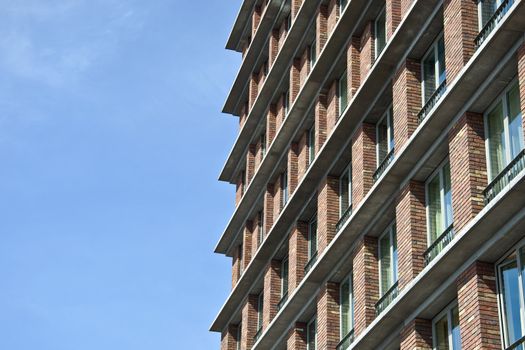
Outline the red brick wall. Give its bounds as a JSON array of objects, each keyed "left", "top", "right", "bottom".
[
  {"left": 316, "top": 5, "right": 328, "bottom": 57},
  {"left": 353, "top": 235, "right": 379, "bottom": 336},
  {"left": 327, "top": 0, "right": 339, "bottom": 36},
  {"left": 401, "top": 0, "right": 414, "bottom": 16},
  {"left": 348, "top": 36, "right": 361, "bottom": 99},
  {"left": 291, "top": 0, "right": 303, "bottom": 20},
  {"left": 443, "top": 0, "right": 478, "bottom": 83},
  {"left": 267, "top": 104, "right": 277, "bottom": 146},
  {"left": 278, "top": 21, "right": 287, "bottom": 50},
  {"left": 518, "top": 44, "right": 525, "bottom": 142},
  {"left": 456, "top": 261, "right": 501, "bottom": 349},
  {"left": 287, "top": 322, "right": 307, "bottom": 349},
  {"left": 252, "top": 5, "right": 262, "bottom": 36},
  {"left": 269, "top": 29, "right": 279, "bottom": 66},
  {"left": 289, "top": 221, "right": 309, "bottom": 292},
  {"left": 289, "top": 143, "right": 299, "bottom": 195},
  {"left": 254, "top": 135, "right": 262, "bottom": 171},
  {"left": 396, "top": 180, "right": 427, "bottom": 290},
  {"left": 239, "top": 102, "right": 248, "bottom": 130},
  {"left": 241, "top": 294, "right": 259, "bottom": 349},
  {"left": 300, "top": 47, "right": 310, "bottom": 87},
  {"left": 221, "top": 324, "right": 238, "bottom": 350},
  {"left": 393, "top": 58, "right": 421, "bottom": 153},
  {"left": 316, "top": 282, "right": 340, "bottom": 349},
  {"left": 315, "top": 89, "right": 328, "bottom": 153},
  {"left": 291, "top": 57, "right": 301, "bottom": 104},
  {"left": 298, "top": 130, "right": 309, "bottom": 179},
  {"left": 264, "top": 183, "right": 275, "bottom": 235},
  {"left": 326, "top": 80, "right": 339, "bottom": 132},
  {"left": 241, "top": 220, "right": 254, "bottom": 272},
  {"left": 317, "top": 175, "right": 339, "bottom": 253},
  {"left": 263, "top": 260, "right": 281, "bottom": 328},
  {"left": 360, "top": 21, "right": 375, "bottom": 80},
  {"left": 273, "top": 175, "right": 283, "bottom": 220},
  {"left": 351, "top": 123, "right": 376, "bottom": 206},
  {"left": 386, "top": 0, "right": 401, "bottom": 38},
  {"left": 249, "top": 72, "right": 259, "bottom": 109},
  {"left": 246, "top": 144, "right": 256, "bottom": 185},
  {"left": 448, "top": 112, "right": 487, "bottom": 233},
  {"left": 400, "top": 318, "right": 432, "bottom": 350},
  {"left": 251, "top": 211, "right": 263, "bottom": 257},
  {"left": 235, "top": 172, "right": 244, "bottom": 206},
  {"left": 232, "top": 244, "right": 241, "bottom": 288},
  {"left": 276, "top": 94, "right": 285, "bottom": 132}
]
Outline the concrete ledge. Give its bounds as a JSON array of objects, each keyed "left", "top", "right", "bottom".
[{"left": 226, "top": 0, "right": 257, "bottom": 51}]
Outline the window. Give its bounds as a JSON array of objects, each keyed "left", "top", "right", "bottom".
[
  {"left": 485, "top": 81, "right": 524, "bottom": 181},
  {"left": 433, "top": 302, "right": 461, "bottom": 350},
  {"left": 376, "top": 106, "right": 394, "bottom": 166},
  {"left": 374, "top": 7, "right": 387, "bottom": 58},
  {"left": 339, "top": 0, "right": 348, "bottom": 11},
  {"left": 378, "top": 223, "right": 398, "bottom": 296},
  {"left": 307, "top": 317, "right": 317, "bottom": 350},
  {"left": 310, "top": 39, "right": 317, "bottom": 66},
  {"left": 497, "top": 243, "right": 525, "bottom": 347},
  {"left": 339, "top": 165, "right": 352, "bottom": 217},
  {"left": 261, "top": 133, "right": 266, "bottom": 158},
  {"left": 258, "top": 210, "right": 264, "bottom": 245},
  {"left": 257, "top": 292, "right": 264, "bottom": 333},
  {"left": 308, "top": 216, "right": 318, "bottom": 260},
  {"left": 426, "top": 160, "right": 453, "bottom": 245},
  {"left": 284, "top": 90, "right": 290, "bottom": 115},
  {"left": 281, "top": 171, "right": 289, "bottom": 207},
  {"left": 308, "top": 126, "right": 315, "bottom": 165},
  {"left": 422, "top": 34, "right": 446, "bottom": 104},
  {"left": 340, "top": 273, "right": 354, "bottom": 339},
  {"left": 339, "top": 70, "right": 348, "bottom": 115},
  {"left": 281, "top": 258, "right": 289, "bottom": 297},
  {"left": 478, "top": 0, "right": 506, "bottom": 30}
]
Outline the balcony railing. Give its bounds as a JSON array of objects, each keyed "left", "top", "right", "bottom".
[
  {"left": 336, "top": 204, "right": 353, "bottom": 232},
  {"left": 475, "top": 0, "right": 514, "bottom": 48},
  {"left": 336, "top": 329, "right": 355, "bottom": 350},
  {"left": 417, "top": 80, "right": 447, "bottom": 124},
  {"left": 304, "top": 252, "right": 318, "bottom": 273},
  {"left": 507, "top": 335, "right": 525, "bottom": 350},
  {"left": 373, "top": 149, "right": 395, "bottom": 182},
  {"left": 375, "top": 281, "right": 399, "bottom": 316},
  {"left": 424, "top": 224, "right": 455, "bottom": 265},
  {"left": 253, "top": 327, "right": 262, "bottom": 343},
  {"left": 483, "top": 149, "right": 525, "bottom": 204},
  {"left": 277, "top": 292, "right": 288, "bottom": 311}
]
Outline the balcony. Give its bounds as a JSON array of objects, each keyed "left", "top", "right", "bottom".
[
  {"left": 375, "top": 281, "right": 399, "bottom": 316},
  {"left": 336, "top": 329, "right": 355, "bottom": 350},
  {"left": 417, "top": 80, "right": 447, "bottom": 124},
  {"left": 424, "top": 224, "right": 455, "bottom": 265},
  {"left": 483, "top": 149, "right": 525, "bottom": 204},
  {"left": 475, "top": 0, "right": 514, "bottom": 48},
  {"left": 373, "top": 149, "right": 395, "bottom": 182},
  {"left": 304, "top": 252, "right": 318, "bottom": 274},
  {"left": 336, "top": 204, "right": 353, "bottom": 232},
  {"left": 277, "top": 292, "right": 288, "bottom": 311},
  {"left": 507, "top": 335, "right": 525, "bottom": 350}
]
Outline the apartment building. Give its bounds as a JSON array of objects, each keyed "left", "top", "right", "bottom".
[{"left": 211, "top": 0, "right": 525, "bottom": 349}]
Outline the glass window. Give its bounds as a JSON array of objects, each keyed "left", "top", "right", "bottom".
[
  {"left": 257, "top": 292, "right": 264, "bottom": 332},
  {"left": 376, "top": 106, "right": 394, "bottom": 166},
  {"left": 284, "top": 91, "right": 290, "bottom": 115},
  {"left": 261, "top": 133, "right": 266, "bottom": 158},
  {"left": 308, "top": 217, "right": 318, "bottom": 260},
  {"left": 478, "top": 0, "right": 505, "bottom": 29},
  {"left": 307, "top": 317, "right": 317, "bottom": 350},
  {"left": 379, "top": 223, "right": 398, "bottom": 295},
  {"left": 339, "top": 166, "right": 352, "bottom": 216},
  {"left": 309, "top": 125, "right": 315, "bottom": 165},
  {"left": 282, "top": 171, "right": 288, "bottom": 207},
  {"left": 340, "top": 274, "right": 354, "bottom": 338},
  {"left": 485, "top": 82, "right": 524, "bottom": 180},
  {"left": 339, "top": 70, "right": 348, "bottom": 115},
  {"left": 422, "top": 34, "right": 446, "bottom": 104},
  {"left": 258, "top": 210, "right": 264, "bottom": 245},
  {"left": 339, "top": 0, "right": 347, "bottom": 11},
  {"left": 281, "top": 258, "right": 289, "bottom": 297},
  {"left": 433, "top": 302, "right": 461, "bottom": 350},
  {"left": 374, "top": 7, "right": 387, "bottom": 59},
  {"left": 426, "top": 161, "right": 453, "bottom": 244}
]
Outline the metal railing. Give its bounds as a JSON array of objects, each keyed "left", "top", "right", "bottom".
[
  {"left": 304, "top": 252, "right": 318, "bottom": 273},
  {"left": 417, "top": 80, "right": 447, "bottom": 124},
  {"left": 483, "top": 149, "right": 525, "bottom": 204},
  {"left": 336, "top": 329, "right": 355, "bottom": 350},
  {"left": 336, "top": 204, "right": 353, "bottom": 232},
  {"left": 375, "top": 281, "right": 399, "bottom": 316},
  {"left": 424, "top": 224, "right": 455, "bottom": 265},
  {"left": 253, "top": 327, "right": 262, "bottom": 343},
  {"left": 277, "top": 292, "right": 288, "bottom": 311},
  {"left": 475, "top": 0, "right": 514, "bottom": 48},
  {"left": 507, "top": 335, "right": 525, "bottom": 350},
  {"left": 373, "top": 149, "right": 395, "bottom": 182}
]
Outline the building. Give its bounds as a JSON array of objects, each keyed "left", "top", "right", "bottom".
[{"left": 211, "top": 0, "right": 525, "bottom": 349}]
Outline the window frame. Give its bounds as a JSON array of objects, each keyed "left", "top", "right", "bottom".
[
  {"left": 339, "top": 165, "right": 352, "bottom": 217},
  {"left": 281, "top": 170, "right": 289, "bottom": 207},
  {"left": 378, "top": 222, "right": 398, "bottom": 296},
  {"left": 261, "top": 132, "right": 266, "bottom": 158},
  {"left": 431, "top": 300, "right": 461, "bottom": 350},
  {"left": 284, "top": 90, "right": 290, "bottom": 115},
  {"left": 477, "top": 0, "right": 505, "bottom": 31},
  {"left": 236, "top": 323, "right": 242, "bottom": 350},
  {"left": 308, "top": 216, "right": 318, "bottom": 260},
  {"left": 307, "top": 316, "right": 317, "bottom": 350},
  {"left": 483, "top": 78, "right": 523, "bottom": 181},
  {"left": 339, "top": 272, "right": 354, "bottom": 339},
  {"left": 257, "top": 291, "right": 264, "bottom": 332},
  {"left": 374, "top": 6, "right": 387, "bottom": 59},
  {"left": 421, "top": 32, "right": 445, "bottom": 105},
  {"left": 281, "top": 257, "right": 289, "bottom": 297},
  {"left": 375, "top": 105, "right": 394, "bottom": 167},
  {"left": 308, "top": 125, "right": 315, "bottom": 165},
  {"left": 258, "top": 210, "right": 264, "bottom": 245}
]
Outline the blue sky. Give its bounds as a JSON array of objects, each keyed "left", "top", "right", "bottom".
[{"left": 0, "top": 1, "right": 240, "bottom": 348}]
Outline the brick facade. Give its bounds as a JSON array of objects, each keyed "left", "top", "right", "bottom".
[
  {"left": 519, "top": 43, "right": 525, "bottom": 141},
  {"left": 317, "top": 175, "right": 339, "bottom": 253},
  {"left": 315, "top": 89, "right": 328, "bottom": 153},
  {"left": 289, "top": 221, "right": 309, "bottom": 292},
  {"left": 221, "top": 324, "right": 239, "bottom": 350},
  {"left": 286, "top": 322, "right": 307, "bottom": 350},
  {"left": 326, "top": 80, "right": 339, "bottom": 132},
  {"left": 351, "top": 123, "right": 376, "bottom": 205},
  {"left": 316, "top": 281, "right": 340, "bottom": 349},
  {"left": 386, "top": 0, "right": 401, "bottom": 39},
  {"left": 264, "top": 183, "right": 275, "bottom": 235},
  {"left": 360, "top": 22, "right": 375, "bottom": 80},
  {"left": 247, "top": 144, "right": 256, "bottom": 185},
  {"left": 241, "top": 294, "right": 259, "bottom": 350},
  {"left": 348, "top": 36, "right": 361, "bottom": 99},
  {"left": 316, "top": 5, "right": 328, "bottom": 58},
  {"left": 288, "top": 143, "right": 299, "bottom": 196},
  {"left": 263, "top": 260, "right": 281, "bottom": 328},
  {"left": 400, "top": 318, "right": 432, "bottom": 350},
  {"left": 241, "top": 220, "right": 254, "bottom": 272},
  {"left": 326, "top": 0, "right": 339, "bottom": 36}
]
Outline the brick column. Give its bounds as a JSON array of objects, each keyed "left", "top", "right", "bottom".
[
  {"left": 316, "top": 5, "right": 328, "bottom": 57},
  {"left": 315, "top": 89, "right": 328, "bottom": 153},
  {"left": 289, "top": 221, "right": 309, "bottom": 292},
  {"left": 235, "top": 171, "right": 244, "bottom": 206},
  {"left": 289, "top": 143, "right": 299, "bottom": 195},
  {"left": 347, "top": 36, "right": 361, "bottom": 99},
  {"left": 269, "top": 29, "right": 279, "bottom": 66},
  {"left": 241, "top": 294, "right": 259, "bottom": 350},
  {"left": 400, "top": 318, "right": 432, "bottom": 350},
  {"left": 263, "top": 260, "right": 281, "bottom": 328},
  {"left": 241, "top": 221, "right": 254, "bottom": 272},
  {"left": 393, "top": 58, "right": 421, "bottom": 152},
  {"left": 252, "top": 211, "right": 263, "bottom": 257},
  {"left": 249, "top": 73, "right": 259, "bottom": 109},
  {"left": 291, "top": 0, "right": 303, "bottom": 19},
  {"left": 247, "top": 144, "right": 256, "bottom": 184},
  {"left": 252, "top": 5, "right": 262, "bottom": 36},
  {"left": 353, "top": 236, "right": 379, "bottom": 336},
  {"left": 386, "top": 0, "right": 401, "bottom": 38},
  {"left": 401, "top": 0, "right": 414, "bottom": 16},
  {"left": 456, "top": 261, "right": 501, "bottom": 349},
  {"left": 255, "top": 135, "right": 263, "bottom": 171},
  {"left": 299, "top": 47, "right": 310, "bottom": 87},
  {"left": 267, "top": 104, "right": 277, "bottom": 146},
  {"left": 278, "top": 21, "right": 287, "bottom": 49},
  {"left": 287, "top": 322, "right": 307, "bottom": 349},
  {"left": 273, "top": 175, "right": 283, "bottom": 219},
  {"left": 448, "top": 112, "right": 487, "bottom": 233},
  {"left": 396, "top": 180, "right": 427, "bottom": 290},
  {"left": 231, "top": 245, "right": 241, "bottom": 288},
  {"left": 317, "top": 175, "right": 339, "bottom": 253},
  {"left": 317, "top": 282, "right": 340, "bottom": 349},
  {"left": 351, "top": 123, "right": 376, "bottom": 206},
  {"left": 290, "top": 57, "right": 301, "bottom": 104},
  {"left": 298, "top": 130, "right": 309, "bottom": 179},
  {"left": 360, "top": 22, "right": 375, "bottom": 80},
  {"left": 239, "top": 102, "right": 248, "bottom": 130},
  {"left": 326, "top": 80, "right": 339, "bottom": 132},
  {"left": 518, "top": 44, "right": 525, "bottom": 140},
  {"left": 327, "top": 0, "right": 339, "bottom": 35},
  {"left": 264, "top": 183, "right": 275, "bottom": 235},
  {"left": 221, "top": 324, "right": 239, "bottom": 350},
  {"left": 276, "top": 94, "right": 286, "bottom": 131},
  {"left": 443, "top": 0, "right": 478, "bottom": 83}
]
